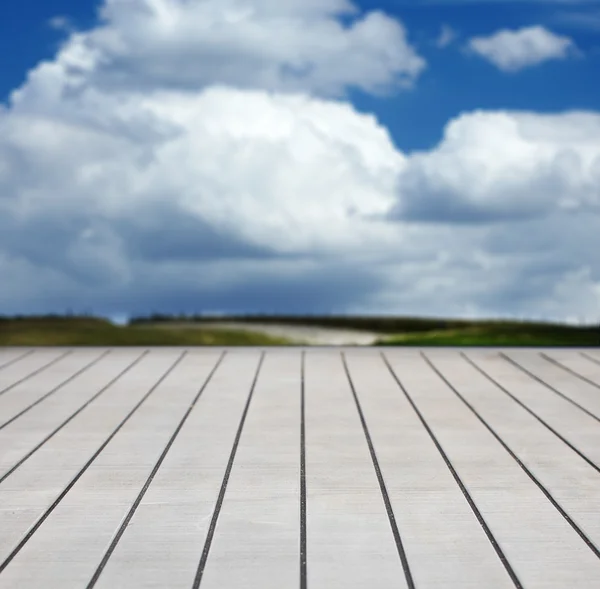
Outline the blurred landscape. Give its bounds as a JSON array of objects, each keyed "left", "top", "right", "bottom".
[{"left": 0, "top": 314, "right": 598, "bottom": 346}]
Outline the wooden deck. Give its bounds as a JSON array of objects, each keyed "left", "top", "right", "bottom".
[{"left": 0, "top": 346, "right": 599, "bottom": 588}]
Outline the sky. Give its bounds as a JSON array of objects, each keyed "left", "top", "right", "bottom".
[{"left": 0, "top": 0, "right": 599, "bottom": 322}]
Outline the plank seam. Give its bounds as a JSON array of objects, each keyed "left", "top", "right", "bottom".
[
  {"left": 381, "top": 351, "right": 523, "bottom": 589},
  {"left": 0, "top": 350, "right": 112, "bottom": 431},
  {"left": 423, "top": 352, "right": 600, "bottom": 560},
  {"left": 0, "top": 350, "right": 73, "bottom": 397},
  {"left": 342, "top": 352, "right": 416, "bottom": 589},
  {"left": 580, "top": 352, "right": 600, "bottom": 367},
  {"left": 0, "top": 350, "right": 35, "bottom": 371},
  {"left": 0, "top": 350, "right": 188, "bottom": 575},
  {"left": 461, "top": 352, "right": 600, "bottom": 475},
  {"left": 86, "top": 351, "right": 228, "bottom": 588},
  {"left": 192, "top": 350, "right": 266, "bottom": 589},
  {"left": 500, "top": 353, "right": 600, "bottom": 423},
  {"left": 0, "top": 350, "right": 150, "bottom": 484},
  {"left": 540, "top": 352, "right": 600, "bottom": 391},
  {"left": 300, "top": 350, "right": 307, "bottom": 589}
]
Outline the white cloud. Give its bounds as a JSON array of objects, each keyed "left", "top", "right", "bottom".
[
  {"left": 34, "top": 0, "right": 425, "bottom": 99},
  {"left": 2, "top": 86, "right": 403, "bottom": 256},
  {"left": 1, "top": 0, "right": 600, "bottom": 322},
  {"left": 467, "top": 26, "right": 577, "bottom": 71},
  {"left": 436, "top": 24, "right": 457, "bottom": 47},
  {"left": 389, "top": 110, "right": 600, "bottom": 222}
]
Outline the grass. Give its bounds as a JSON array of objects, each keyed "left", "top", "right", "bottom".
[
  {"left": 130, "top": 313, "right": 599, "bottom": 346},
  {"left": 375, "top": 323, "right": 600, "bottom": 346},
  {"left": 0, "top": 316, "right": 293, "bottom": 346},
  {"left": 129, "top": 313, "right": 478, "bottom": 333},
  {"left": 1, "top": 314, "right": 598, "bottom": 347}
]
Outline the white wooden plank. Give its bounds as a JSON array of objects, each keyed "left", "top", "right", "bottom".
[
  {"left": 0, "top": 350, "right": 182, "bottom": 564},
  {"left": 0, "top": 346, "right": 599, "bottom": 588},
  {"left": 502, "top": 350, "right": 600, "bottom": 419},
  {"left": 386, "top": 350, "right": 600, "bottom": 589},
  {"left": 464, "top": 350, "right": 600, "bottom": 466},
  {"left": 344, "top": 350, "right": 515, "bottom": 589},
  {"left": 543, "top": 350, "right": 600, "bottom": 385},
  {"left": 89, "top": 351, "right": 263, "bottom": 589},
  {"left": 0, "top": 350, "right": 32, "bottom": 369},
  {"left": 0, "top": 350, "right": 144, "bottom": 476},
  {"left": 0, "top": 350, "right": 107, "bottom": 427},
  {"left": 0, "top": 349, "right": 68, "bottom": 392},
  {"left": 304, "top": 350, "right": 407, "bottom": 589},
  {"left": 200, "top": 351, "right": 301, "bottom": 589},
  {"left": 0, "top": 350, "right": 223, "bottom": 588},
  {"left": 426, "top": 350, "right": 600, "bottom": 551}
]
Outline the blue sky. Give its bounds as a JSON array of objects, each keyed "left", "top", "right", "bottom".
[
  {"left": 352, "top": 0, "right": 600, "bottom": 150},
  {"left": 4, "top": 0, "right": 600, "bottom": 152},
  {"left": 0, "top": 1, "right": 97, "bottom": 98},
  {"left": 1, "top": 0, "right": 599, "bottom": 321}
]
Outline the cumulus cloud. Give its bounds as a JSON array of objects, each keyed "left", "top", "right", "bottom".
[
  {"left": 2, "top": 86, "right": 403, "bottom": 258},
  {"left": 387, "top": 110, "right": 600, "bottom": 223},
  {"left": 467, "top": 26, "right": 577, "bottom": 72},
  {"left": 1, "top": 0, "right": 600, "bottom": 322},
  {"left": 31, "top": 0, "right": 425, "bottom": 100}
]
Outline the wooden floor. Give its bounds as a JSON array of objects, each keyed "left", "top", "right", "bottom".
[{"left": 0, "top": 347, "right": 599, "bottom": 588}]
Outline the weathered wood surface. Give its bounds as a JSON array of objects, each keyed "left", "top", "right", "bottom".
[{"left": 0, "top": 346, "right": 599, "bottom": 588}]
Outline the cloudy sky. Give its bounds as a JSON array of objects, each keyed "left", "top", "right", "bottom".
[{"left": 1, "top": 0, "right": 599, "bottom": 322}]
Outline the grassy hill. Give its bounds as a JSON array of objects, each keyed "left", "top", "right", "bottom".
[
  {"left": 374, "top": 322, "right": 599, "bottom": 346},
  {"left": 1, "top": 313, "right": 597, "bottom": 346},
  {"left": 131, "top": 313, "right": 599, "bottom": 346},
  {"left": 129, "top": 313, "right": 476, "bottom": 333},
  {"left": 0, "top": 315, "right": 292, "bottom": 346}
]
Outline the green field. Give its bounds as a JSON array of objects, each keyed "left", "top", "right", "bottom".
[
  {"left": 131, "top": 313, "right": 599, "bottom": 346},
  {"left": 0, "top": 314, "right": 597, "bottom": 347},
  {"left": 0, "top": 316, "right": 293, "bottom": 346},
  {"left": 129, "top": 313, "right": 479, "bottom": 333},
  {"left": 374, "top": 324, "right": 600, "bottom": 346}
]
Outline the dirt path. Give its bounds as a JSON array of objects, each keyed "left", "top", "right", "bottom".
[{"left": 148, "top": 321, "right": 382, "bottom": 345}]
